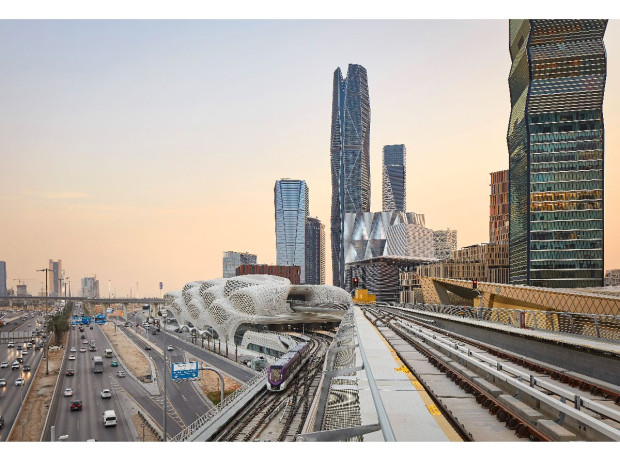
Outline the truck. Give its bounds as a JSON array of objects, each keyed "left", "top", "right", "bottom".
[{"left": 93, "top": 356, "right": 104, "bottom": 373}]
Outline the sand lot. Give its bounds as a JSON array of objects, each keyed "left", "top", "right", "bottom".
[{"left": 101, "top": 323, "right": 151, "bottom": 380}]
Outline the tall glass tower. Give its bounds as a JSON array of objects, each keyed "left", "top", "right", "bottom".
[
  {"left": 330, "top": 64, "right": 371, "bottom": 288},
  {"left": 275, "top": 179, "right": 309, "bottom": 284},
  {"left": 508, "top": 20, "right": 607, "bottom": 288},
  {"left": 382, "top": 144, "right": 406, "bottom": 211}
]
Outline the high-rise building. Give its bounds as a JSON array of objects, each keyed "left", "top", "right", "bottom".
[
  {"left": 223, "top": 251, "right": 257, "bottom": 279},
  {"left": 433, "top": 229, "right": 457, "bottom": 261},
  {"left": 48, "top": 259, "right": 63, "bottom": 296},
  {"left": 385, "top": 223, "right": 435, "bottom": 260},
  {"left": 0, "top": 261, "right": 6, "bottom": 297},
  {"left": 331, "top": 64, "right": 371, "bottom": 288},
  {"left": 604, "top": 270, "right": 620, "bottom": 287},
  {"left": 382, "top": 144, "right": 406, "bottom": 212},
  {"left": 275, "top": 179, "right": 309, "bottom": 284},
  {"left": 490, "top": 170, "right": 509, "bottom": 244},
  {"left": 508, "top": 20, "right": 607, "bottom": 288},
  {"left": 305, "top": 217, "right": 325, "bottom": 285},
  {"left": 236, "top": 264, "right": 301, "bottom": 285},
  {"left": 81, "top": 276, "right": 100, "bottom": 298}
]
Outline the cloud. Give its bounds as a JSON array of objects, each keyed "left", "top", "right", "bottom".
[{"left": 42, "top": 192, "right": 91, "bottom": 199}]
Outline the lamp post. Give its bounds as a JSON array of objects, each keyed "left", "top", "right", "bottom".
[
  {"left": 161, "top": 308, "right": 168, "bottom": 442},
  {"left": 36, "top": 268, "right": 51, "bottom": 375}
]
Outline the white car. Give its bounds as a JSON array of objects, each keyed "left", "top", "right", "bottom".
[
  {"left": 116, "top": 371, "right": 126, "bottom": 378},
  {"left": 167, "top": 345, "right": 173, "bottom": 351},
  {"left": 0, "top": 361, "right": 7, "bottom": 368},
  {"left": 70, "top": 347, "right": 77, "bottom": 352},
  {"left": 0, "top": 378, "right": 6, "bottom": 387},
  {"left": 79, "top": 348, "right": 86, "bottom": 353},
  {"left": 64, "top": 387, "right": 73, "bottom": 396},
  {"left": 68, "top": 355, "right": 76, "bottom": 361},
  {"left": 101, "top": 389, "right": 112, "bottom": 399},
  {"left": 82, "top": 339, "right": 89, "bottom": 344},
  {"left": 15, "top": 378, "right": 24, "bottom": 386}
]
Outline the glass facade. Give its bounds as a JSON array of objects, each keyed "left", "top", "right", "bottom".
[
  {"left": 382, "top": 144, "right": 406, "bottom": 212},
  {"left": 275, "top": 179, "right": 309, "bottom": 284},
  {"left": 331, "top": 64, "right": 371, "bottom": 288},
  {"left": 508, "top": 20, "right": 607, "bottom": 288},
  {"left": 222, "top": 251, "right": 257, "bottom": 279},
  {"left": 305, "top": 217, "right": 325, "bottom": 285}
]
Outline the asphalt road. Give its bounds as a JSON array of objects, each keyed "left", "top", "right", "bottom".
[
  {"left": 47, "top": 323, "right": 133, "bottom": 442},
  {"left": 0, "top": 313, "right": 44, "bottom": 441}
]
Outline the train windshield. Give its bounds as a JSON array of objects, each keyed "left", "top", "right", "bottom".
[{"left": 269, "top": 366, "right": 282, "bottom": 382}]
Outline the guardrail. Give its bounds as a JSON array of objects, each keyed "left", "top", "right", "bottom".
[
  {"left": 400, "top": 303, "right": 620, "bottom": 342},
  {"left": 40, "top": 340, "right": 68, "bottom": 441},
  {"left": 170, "top": 370, "right": 267, "bottom": 442}
]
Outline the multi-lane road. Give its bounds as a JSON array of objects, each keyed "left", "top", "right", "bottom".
[{"left": 0, "top": 311, "right": 45, "bottom": 441}]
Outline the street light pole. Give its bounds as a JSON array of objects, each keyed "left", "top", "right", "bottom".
[
  {"left": 162, "top": 308, "right": 168, "bottom": 442},
  {"left": 37, "top": 268, "right": 51, "bottom": 375}
]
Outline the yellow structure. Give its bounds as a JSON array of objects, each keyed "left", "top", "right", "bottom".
[{"left": 353, "top": 289, "right": 376, "bottom": 303}]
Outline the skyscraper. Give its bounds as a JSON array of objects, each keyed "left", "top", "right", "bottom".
[
  {"left": 275, "top": 179, "right": 309, "bottom": 284},
  {"left": 331, "top": 64, "right": 371, "bottom": 287},
  {"left": 490, "top": 169, "right": 509, "bottom": 244},
  {"left": 48, "top": 259, "right": 63, "bottom": 296},
  {"left": 305, "top": 217, "right": 325, "bottom": 285},
  {"left": 223, "top": 251, "right": 257, "bottom": 279},
  {"left": 508, "top": 20, "right": 607, "bottom": 288},
  {"left": 0, "top": 261, "right": 7, "bottom": 297},
  {"left": 382, "top": 144, "right": 406, "bottom": 211}
]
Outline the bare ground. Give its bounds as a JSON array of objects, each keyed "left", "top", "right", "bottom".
[
  {"left": 130, "top": 414, "right": 160, "bottom": 442},
  {"left": 101, "top": 323, "right": 151, "bottom": 380},
  {"left": 8, "top": 331, "right": 68, "bottom": 442},
  {"left": 196, "top": 370, "right": 241, "bottom": 403}
]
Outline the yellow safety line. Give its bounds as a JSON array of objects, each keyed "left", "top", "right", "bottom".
[{"left": 362, "top": 310, "right": 463, "bottom": 442}]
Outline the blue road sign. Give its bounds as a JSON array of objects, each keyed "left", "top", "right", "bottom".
[
  {"left": 94, "top": 313, "right": 106, "bottom": 324},
  {"left": 171, "top": 361, "right": 199, "bottom": 380},
  {"left": 81, "top": 316, "right": 92, "bottom": 325},
  {"left": 71, "top": 316, "right": 81, "bottom": 325}
]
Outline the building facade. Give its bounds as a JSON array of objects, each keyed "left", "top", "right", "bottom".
[
  {"left": 433, "top": 229, "right": 457, "bottom": 260},
  {"left": 223, "top": 251, "right": 257, "bottom": 279},
  {"left": 508, "top": 20, "right": 607, "bottom": 288},
  {"left": 0, "top": 261, "right": 6, "bottom": 297},
  {"left": 490, "top": 169, "right": 509, "bottom": 244},
  {"left": 605, "top": 270, "right": 620, "bottom": 287},
  {"left": 236, "top": 264, "right": 301, "bottom": 285},
  {"left": 331, "top": 64, "right": 371, "bottom": 288},
  {"left": 48, "top": 259, "right": 63, "bottom": 297},
  {"left": 416, "top": 243, "right": 510, "bottom": 284},
  {"left": 385, "top": 223, "right": 435, "bottom": 260},
  {"left": 275, "top": 179, "right": 309, "bottom": 284},
  {"left": 81, "top": 276, "right": 100, "bottom": 298},
  {"left": 382, "top": 144, "right": 406, "bottom": 212},
  {"left": 305, "top": 217, "right": 325, "bottom": 285}
]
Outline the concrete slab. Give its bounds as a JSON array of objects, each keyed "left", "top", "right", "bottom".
[
  {"left": 536, "top": 419, "right": 576, "bottom": 441},
  {"left": 498, "top": 394, "right": 544, "bottom": 423},
  {"left": 404, "top": 359, "right": 446, "bottom": 376},
  {"left": 471, "top": 377, "right": 503, "bottom": 398},
  {"left": 418, "top": 374, "right": 471, "bottom": 398},
  {"left": 447, "top": 361, "right": 479, "bottom": 381}
]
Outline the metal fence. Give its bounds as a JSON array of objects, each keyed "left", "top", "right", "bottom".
[{"left": 401, "top": 303, "right": 620, "bottom": 342}]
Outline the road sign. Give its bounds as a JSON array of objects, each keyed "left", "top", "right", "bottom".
[
  {"left": 94, "top": 313, "right": 106, "bottom": 324},
  {"left": 106, "top": 307, "right": 114, "bottom": 314},
  {"left": 171, "top": 361, "right": 199, "bottom": 380},
  {"left": 81, "top": 316, "right": 92, "bottom": 325}
]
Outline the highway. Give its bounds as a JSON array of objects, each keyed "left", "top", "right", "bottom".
[
  {"left": 0, "top": 312, "right": 45, "bottom": 441},
  {"left": 47, "top": 322, "right": 133, "bottom": 441}
]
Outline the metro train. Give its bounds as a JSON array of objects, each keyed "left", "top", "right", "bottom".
[{"left": 266, "top": 341, "right": 311, "bottom": 391}]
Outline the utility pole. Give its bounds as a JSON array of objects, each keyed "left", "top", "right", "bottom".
[
  {"left": 162, "top": 308, "right": 168, "bottom": 441},
  {"left": 37, "top": 268, "right": 51, "bottom": 375}
]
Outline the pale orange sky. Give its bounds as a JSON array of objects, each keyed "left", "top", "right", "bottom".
[{"left": 1, "top": 19, "right": 619, "bottom": 297}]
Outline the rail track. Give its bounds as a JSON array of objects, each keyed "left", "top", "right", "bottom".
[
  {"left": 214, "top": 335, "right": 329, "bottom": 442},
  {"left": 364, "top": 305, "right": 620, "bottom": 442}
]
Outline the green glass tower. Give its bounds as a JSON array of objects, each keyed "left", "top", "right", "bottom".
[{"left": 508, "top": 20, "right": 607, "bottom": 288}]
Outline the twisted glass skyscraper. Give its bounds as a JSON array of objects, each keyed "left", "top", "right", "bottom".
[
  {"left": 382, "top": 144, "right": 406, "bottom": 212},
  {"left": 508, "top": 20, "right": 607, "bottom": 288},
  {"left": 275, "top": 179, "right": 309, "bottom": 284},
  {"left": 331, "top": 64, "right": 371, "bottom": 288}
]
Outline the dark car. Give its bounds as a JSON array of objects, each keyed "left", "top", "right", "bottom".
[
  {"left": 70, "top": 400, "right": 82, "bottom": 411},
  {"left": 66, "top": 369, "right": 75, "bottom": 376},
  {"left": 145, "top": 346, "right": 151, "bottom": 350},
  {"left": 35, "top": 345, "right": 40, "bottom": 351},
  {"left": 80, "top": 335, "right": 86, "bottom": 340},
  {"left": 16, "top": 357, "right": 23, "bottom": 364},
  {"left": 90, "top": 326, "right": 93, "bottom": 330},
  {"left": 0, "top": 416, "right": 4, "bottom": 429},
  {"left": 23, "top": 365, "right": 31, "bottom": 372},
  {"left": 151, "top": 330, "right": 157, "bottom": 335}
]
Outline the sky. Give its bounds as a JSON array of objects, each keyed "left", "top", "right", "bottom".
[{"left": 1, "top": 18, "right": 620, "bottom": 298}]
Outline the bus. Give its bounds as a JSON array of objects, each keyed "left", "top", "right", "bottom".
[{"left": 93, "top": 356, "right": 104, "bottom": 373}]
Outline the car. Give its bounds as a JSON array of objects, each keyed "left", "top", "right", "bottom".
[
  {"left": 7, "top": 342, "right": 14, "bottom": 348},
  {"left": 167, "top": 345, "right": 173, "bottom": 351},
  {"left": 101, "top": 389, "right": 112, "bottom": 399},
  {"left": 68, "top": 354, "right": 76, "bottom": 360},
  {"left": 72, "top": 326, "right": 76, "bottom": 330},
  {"left": 82, "top": 339, "right": 89, "bottom": 344},
  {"left": 16, "top": 357, "right": 23, "bottom": 364},
  {"left": 64, "top": 388, "right": 73, "bottom": 396},
  {"left": 80, "top": 348, "right": 86, "bottom": 353},
  {"left": 70, "top": 347, "right": 77, "bottom": 352},
  {"left": 124, "top": 322, "right": 130, "bottom": 327},
  {"left": 12, "top": 362, "right": 19, "bottom": 370},
  {"left": 70, "top": 400, "right": 82, "bottom": 411},
  {"left": 151, "top": 330, "right": 157, "bottom": 335},
  {"left": 145, "top": 346, "right": 151, "bottom": 350},
  {"left": 0, "top": 416, "right": 4, "bottom": 429},
  {"left": 90, "top": 326, "right": 93, "bottom": 330},
  {"left": 15, "top": 378, "right": 24, "bottom": 386},
  {"left": 0, "top": 362, "right": 7, "bottom": 368},
  {"left": 66, "top": 369, "right": 75, "bottom": 376},
  {"left": 34, "top": 345, "right": 41, "bottom": 351},
  {"left": 0, "top": 379, "right": 6, "bottom": 387},
  {"left": 116, "top": 371, "right": 126, "bottom": 378},
  {"left": 23, "top": 365, "right": 31, "bottom": 372},
  {"left": 21, "top": 350, "right": 28, "bottom": 355},
  {"left": 16, "top": 344, "right": 22, "bottom": 350},
  {"left": 80, "top": 335, "right": 86, "bottom": 340},
  {"left": 111, "top": 361, "right": 118, "bottom": 367}
]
